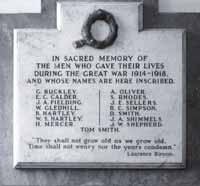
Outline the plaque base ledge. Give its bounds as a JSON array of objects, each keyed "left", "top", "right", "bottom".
[{"left": 14, "top": 162, "right": 186, "bottom": 169}]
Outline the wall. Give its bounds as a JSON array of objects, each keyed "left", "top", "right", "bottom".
[{"left": 0, "top": 0, "right": 199, "bottom": 185}]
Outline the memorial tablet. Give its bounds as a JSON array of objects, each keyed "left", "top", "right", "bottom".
[
  {"left": 14, "top": 2, "right": 186, "bottom": 168},
  {"left": 159, "top": 0, "right": 200, "bottom": 13},
  {"left": 0, "top": 0, "right": 41, "bottom": 14}
]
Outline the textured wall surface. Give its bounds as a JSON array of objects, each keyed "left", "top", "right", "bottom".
[
  {"left": 0, "top": 0, "right": 41, "bottom": 14},
  {"left": 0, "top": 0, "right": 199, "bottom": 185},
  {"left": 159, "top": 0, "right": 200, "bottom": 12}
]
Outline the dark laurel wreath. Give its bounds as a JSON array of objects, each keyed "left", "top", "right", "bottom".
[{"left": 73, "top": 9, "right": 118, "bottom": 49}]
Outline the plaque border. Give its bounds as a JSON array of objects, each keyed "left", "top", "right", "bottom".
[{"left": 13, "top": 1, "right": 187, "bottom": 169}]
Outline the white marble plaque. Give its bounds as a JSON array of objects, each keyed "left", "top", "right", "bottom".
[
  {"left": 159, "top": 0, "right": 200, "bottom": 13},
  {"left": 0, "top": 0, "right": 41, "bottom": 14},
  {"left": 14, "top": 2, "right": 186, "bottom": 169}
]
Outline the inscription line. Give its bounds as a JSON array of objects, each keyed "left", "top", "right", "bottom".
[{"left": 99, "top": 90, "right": 101, "bottom": 126}]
